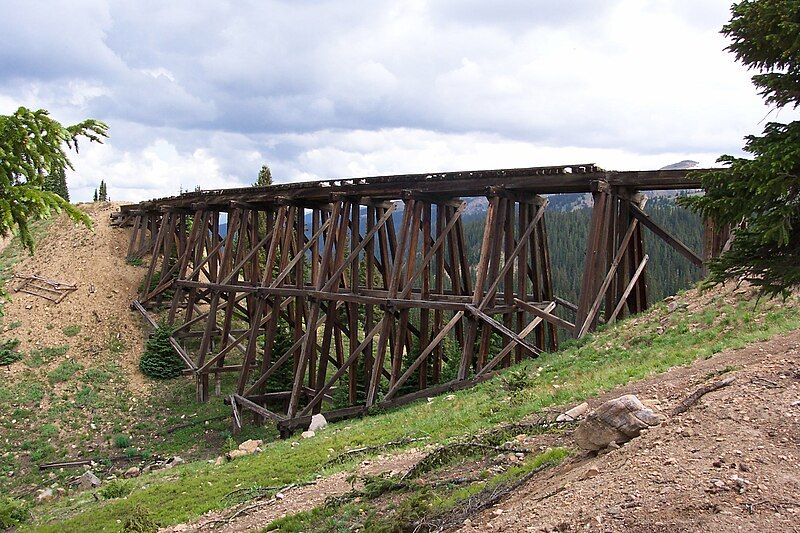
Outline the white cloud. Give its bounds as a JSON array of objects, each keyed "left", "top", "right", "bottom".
[{"left": 2, "top": 0, "right": 795, "bottom": 203}]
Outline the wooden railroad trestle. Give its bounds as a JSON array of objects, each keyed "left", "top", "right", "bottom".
[{"left": 116, "top": 164, "right": 726, "bottom": 434}]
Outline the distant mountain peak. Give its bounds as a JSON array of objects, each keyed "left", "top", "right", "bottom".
[{"left": 659, "top": 160, "right": 699, "bottom": 171}]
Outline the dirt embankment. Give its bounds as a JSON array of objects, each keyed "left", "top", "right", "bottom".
[
  {"left": 460, "top": 330, "right": 800, "bottom": 532},
  {"left": 1, "top": 202, "right": 148, "bottom": 393}
]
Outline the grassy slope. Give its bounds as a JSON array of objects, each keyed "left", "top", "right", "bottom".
[
  {"left": 0, "top": 220, "right": 268, "bottom": 502},
  {"left": 27, "top": 286, "right": 800, "bottom": 532}
]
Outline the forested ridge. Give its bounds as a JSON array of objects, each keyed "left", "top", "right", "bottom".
[{"left": 460, "top": 196, "right": 704, "bottom": 306}]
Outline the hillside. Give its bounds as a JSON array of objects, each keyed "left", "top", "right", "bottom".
[
  {"left": 0, "top": 205, "right": 265, "bottom": 508},
  {"left": 1, "top": 204, "right": 798, "bottom": 532}
]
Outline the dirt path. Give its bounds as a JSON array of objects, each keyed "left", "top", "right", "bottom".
[
  {"left": 459, "top": 329, "right": 800, "bottom": 532},
  {"left": 1, "top": 202, "right": 148, "bottom": 392},
  {"left": 163, "top": 447, "right": 428, "bottom": 532}
]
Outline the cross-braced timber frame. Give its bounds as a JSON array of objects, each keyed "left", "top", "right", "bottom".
[{"left": 117, "top": 163, "right": 726, "bottom": 435}]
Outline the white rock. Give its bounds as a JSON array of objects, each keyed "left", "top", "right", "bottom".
[
  {"left": 556, "top": 402, "right": 589, "bottom": 422},
  {"left": 226, "top": 449, "right": 248, "bottom": 461},
  {"left": 301, "top": 430, "right": 316, "bottom": 439},
  {"left": 238, "top": 439, "right": 263, "bottom": 454},
  {"left": 37, "top": 488, "right": 55, "bottom": 502},
  {"left": 309, "top": 414, "right": 328, "bottom": 432}
]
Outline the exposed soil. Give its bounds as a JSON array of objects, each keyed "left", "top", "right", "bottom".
[
  {"left": 459, "top": 329, "right": 800, "bottom": 532},
  {"left": 162, "top": 447, "right": 429, "bottom": 532},
  {"left": 1, "top": 202, "right": 148, "bottom": 393}
]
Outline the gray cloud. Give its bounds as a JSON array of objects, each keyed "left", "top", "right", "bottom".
[{"left": 0, "top": 0, "right": 780, "bottom": 201}]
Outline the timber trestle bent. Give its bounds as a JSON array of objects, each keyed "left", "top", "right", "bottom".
[{"left": 115, "top": 164, "right": 726, "bottom": 435}]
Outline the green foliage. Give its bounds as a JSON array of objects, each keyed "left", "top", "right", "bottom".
[
  {"left": 43, "top": 166, "right": 70, "bottom": 201},
  {"left": 122, "top": 505, "right": 159, "bottom": 533},
  {"left": 254, "top": 164, "right": 273, "bottom": 187},
  {"left": 62, "top": 324, "right": 81, "bottom": 337},
  {"left": 114, "top": 434, "right": 132, "bottom": 448},
  {"left": 0, "top": 497, "right": 29, "bottom": 529},
  {"left": 680, "top": 0, "right": 800, "bottom": 296},
  {"left": 99, "top": 480, "right": 133, "bottom": 500},
  {"left": 0, "top": 107, "right": 106, "bottom": 252},
  {"left": 27, "top": 344, "right": 69, "bottom": 367},
  {"left": 0, "top": 338, "right": 22, "bottom": 366},
  {"left": 98, "top": 180, "right": 109, "bottom": 202},
  {"left": 47, "top": 359, "right": 83, "bottom": 384},
  {"left": 139, "top": 323, "right": 183, "bottom": 379},
  {"left": 501, "top": 369, "right": 530, "bottom": 392}
]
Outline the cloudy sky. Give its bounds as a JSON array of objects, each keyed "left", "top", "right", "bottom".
[{"left": 0, "top": 0, "right": 791, "bottom": 202}]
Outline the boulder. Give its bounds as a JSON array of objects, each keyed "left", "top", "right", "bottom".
[
  {"left": 226, "top": 449, "right": 249, "bottom": 461},
  {"left": 556, "top": 402, "right": 589, "bottom": 422},
  {"left": 123, "top": 466, "right": 141, "bottom": 478},
  {"left": 309, "top": 413, "right": 328, "bottom": 432},
  {"left": 238, "top": 439, "right": 263, "bottom": 454},
  {"left": 78, "top": 470, "right": 102, "bottom": 490},
  {"left": 574, "top": 395, "right": 661, "bottom": 451},
  {"left": 164, "top": 456, "right": 185, "bottom": 469}
]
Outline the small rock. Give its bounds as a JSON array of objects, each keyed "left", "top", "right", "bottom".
[
  {"left": 556, "top": 402, "right": 589, "bottom": 422},
  {"left": 37, "top": 488, "right": 55, "bottom": 502},
  {"left": 301, "top": 430, "right": 316, "bottom": 439},
  {"left": 123, "top": 466, "right": 140, "bottom": 478},
  {"left": 78, "top": 470, "right": 102, "bottom": 489},
  {"left": 238, "top": 439, "right": 263, "bottom": 454},
  {"left": 582, "top": 467, "right": 600, "bottom": 479},
  {"left": 165, "top": 456, "right": 185, "bottom": 468},
  {"left": 445, "top": 394, "right": 456, "bottom": 401},
  {"left": 214, "top": 456, "right": 225, "bottom": 466},
  {"left": 275, "top": 492, "right": 285, "bottom": 500},
  {"left": 309, "top": 413, "right": 328, "bottom": 432},
  {"left": 226, "top": 449, "right": 248, "bottom": 461}
]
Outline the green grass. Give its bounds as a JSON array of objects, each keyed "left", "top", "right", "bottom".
[
  {"left": 62, "top": 325, "right": 81, "bottom": 337},
  {"left": 25, "top": 289, "right": 800, "bottom": 532},
  {"left": 47, "top": 360, "right": 84, "bottom": 384}
]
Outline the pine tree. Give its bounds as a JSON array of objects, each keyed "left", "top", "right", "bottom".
[
  {"left": 0, "top": 107, "right": 104, "bottom": 251},
  {"left": 680, "top": 0, "right": 800, "bottom": 296},
  {"left": 98, "top": 180, "right": 108, "bottom": 202},
  {"left": 43, "top": 167, "right": 69, "bottom": 201},
  {"left": 139, "top": 323, "right": 184, "bottom": 379},
  {"left": 254, "top": 165, "right": 273, "bottom": 187},
  {"left": 93, "top": 189, "right": 98, "bottom": 202}
]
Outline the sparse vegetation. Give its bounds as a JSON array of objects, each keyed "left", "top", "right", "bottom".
[
  {"left": 0, "top": 338, "right": 22, "bottom": 365},
  {"left": 62, "top": 324, "right": 81, "bottom": 337},
  {"left": 114, "top": 434, "right": 132, "bottom": 449}
]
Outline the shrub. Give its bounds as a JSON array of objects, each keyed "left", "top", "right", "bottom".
[
  {"left": 99, "top": 480, "right": 132, "bottom": 500},
  {"left": 0, "top": 497, "right": 30, "bottom": 529},
  {"left": 123, "top": 505, "right": 159, "bottom": 533},
  {"left": 0, "top": 338, "right": 22, "bottom": 366},
  {"left": 114, "top": 434, "right": 131, "bottom": 448},
  {"left": 62, "top": 324, "right": 81, "bottom": 337},
  {"left": 501, "top": 369, "right": 530, "bottom": 393},
  {"left": 139, "top": 323, "right": 183, "bottom": 379}
]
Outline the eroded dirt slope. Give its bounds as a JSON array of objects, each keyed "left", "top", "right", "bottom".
[
  {"left": 461, "top": 330, "right": 800, "bottom": 532},
  {"left": 1, "top": 202, "right": 147, "bottom": 392}
]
